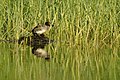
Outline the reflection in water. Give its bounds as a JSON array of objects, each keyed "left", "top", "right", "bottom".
[
  {"left": 0, "top": 35, "right": 53, "bottom": 60},
  {"left": 18, "top": 34, "right": 54, "bottom": 60},
  {"left": 32, "top": 46, "right": 50, "bottom": 60}
]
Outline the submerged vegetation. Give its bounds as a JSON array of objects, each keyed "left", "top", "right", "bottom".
[{"left": 0, "top": 0, "right": 120, "bottom": 80}]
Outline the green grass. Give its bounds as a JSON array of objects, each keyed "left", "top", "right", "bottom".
[{"left": 0, "top": 0, "right": 120, "bottom": 80}]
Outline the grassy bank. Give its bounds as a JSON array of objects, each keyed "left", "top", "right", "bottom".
[{"left": 0, "top": 0, "right": 120, "bottom": 80}]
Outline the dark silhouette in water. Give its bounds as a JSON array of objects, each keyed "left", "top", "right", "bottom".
[
  {"left": 18, "top": 34, "right": 53, "bottom": 47},
  {"left": 32, "top": 45, "right": 50, "bottom": 60},
  {"left": 18, "top": 34, "right": 54, "bottom": 60}
]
